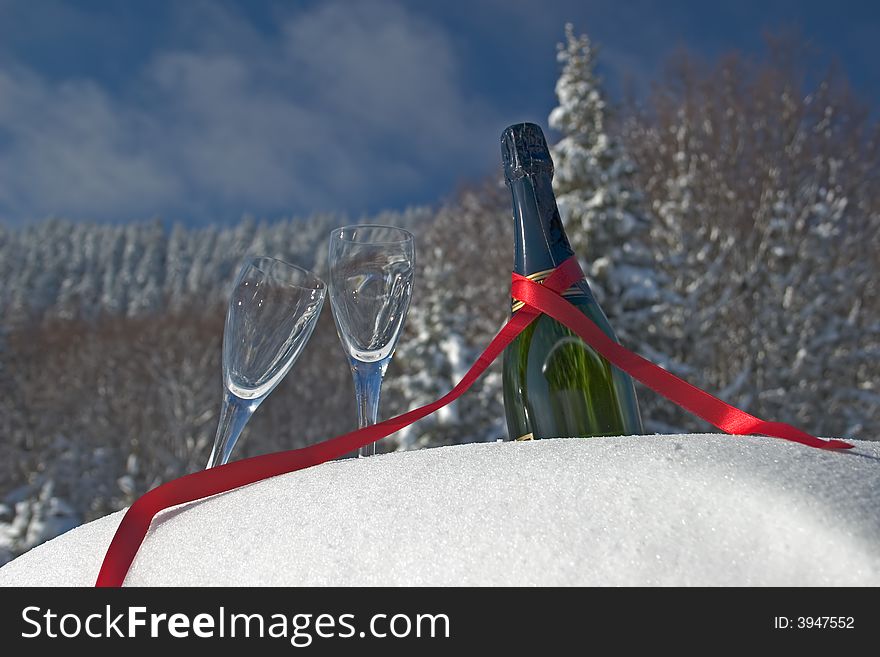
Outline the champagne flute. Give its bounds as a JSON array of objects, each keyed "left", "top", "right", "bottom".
[
  {"left": 206, "top": 256, "right": 326, "bottom": 468},
  {"left": 328, "top": 225, "right": 415, "bottom": 457}
]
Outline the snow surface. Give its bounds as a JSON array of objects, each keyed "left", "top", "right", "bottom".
[{"left": 1, "top": 434, "right": 878, "bottom": 586}]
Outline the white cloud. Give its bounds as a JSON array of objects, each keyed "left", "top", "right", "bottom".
[
  {"left": 0, "top": 0, "right": 500, "bottom": 223},
  {"left": 0, "top": 66, "right": 181, "bottom": 218}
]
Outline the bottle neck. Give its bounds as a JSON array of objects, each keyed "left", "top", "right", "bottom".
[{"left": 510, "top": 171, "right": 575, "bottom": 277}]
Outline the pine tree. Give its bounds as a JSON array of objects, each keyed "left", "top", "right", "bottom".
[
  {"left": 549, "top": 24, "right": 678, "bottom": 431},
  {"left": 549, "top": 24, "right": 667, "bottom": 320}
]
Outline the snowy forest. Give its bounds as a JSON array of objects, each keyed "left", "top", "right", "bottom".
[{"left": 1, "top": 27, "right": 878, "bottom": 564}]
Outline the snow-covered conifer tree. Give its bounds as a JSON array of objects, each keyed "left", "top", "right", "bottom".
[
  {"left": 549, "top": 24, "right": 678, "bottom": 431},
  {"left": 549, "top": 24, "right": 668, "bottom": 335}
]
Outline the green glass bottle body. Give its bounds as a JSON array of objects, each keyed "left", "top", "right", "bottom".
[{"left": 500, "top": 123, "right": 643, "bottom": 440}]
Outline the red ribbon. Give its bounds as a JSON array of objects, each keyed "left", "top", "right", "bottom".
[{"left": 95, "top": 256, "right": 852, "bottom": 587}]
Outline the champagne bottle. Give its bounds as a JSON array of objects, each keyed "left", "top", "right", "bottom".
[{"left": 501, "top": 122, "right": 643, "bottom": 440}]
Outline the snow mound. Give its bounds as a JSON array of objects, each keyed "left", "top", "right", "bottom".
[{"left": 1, "top": 435, "right": 878, "bottom": 586}]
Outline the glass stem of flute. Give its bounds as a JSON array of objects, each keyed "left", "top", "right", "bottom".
[{"left": 350, "top": 358, "right": 388, "bottom": 457}]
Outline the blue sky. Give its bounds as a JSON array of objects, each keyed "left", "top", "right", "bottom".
[{"left": 0, "top": 0, "right": 877, "bottom": 225}]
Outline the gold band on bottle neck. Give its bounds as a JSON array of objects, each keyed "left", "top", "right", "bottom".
[{"left": 511, "top": 268, "right": 586, "bottom": 313}]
